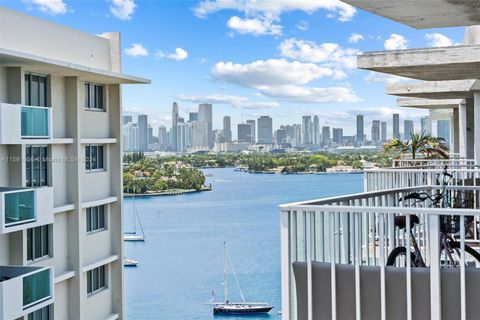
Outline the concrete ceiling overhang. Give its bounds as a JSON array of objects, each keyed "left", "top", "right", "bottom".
[
  {"left": 0, "top": 48, "right": 150, "bottom": 84},
  {"left": 340, "top": 0, "right": 480, "bottom": 29},
  {"left": 386, "top": 80, "right": 480, "bottom": 99},
  {"left": 357, "top": 45, "right": 480, "bottom": 81},
  {"left": 397, "top": 98, "right": 463, "bottom": 109}
]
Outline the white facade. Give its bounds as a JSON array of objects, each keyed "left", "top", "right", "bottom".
[{"left": 0, "top": 7, "right": 149, "bottom": 319}]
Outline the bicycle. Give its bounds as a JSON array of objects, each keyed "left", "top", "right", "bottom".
[{"left": 386, "top": 167, "right": 480, "bottom": 267}]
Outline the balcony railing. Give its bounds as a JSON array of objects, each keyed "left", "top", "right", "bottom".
[
  {"left": 0, "top": 266, "right": 53, "bottom": 319},
  {"left": 0, "top": 103, "right": 52, "bottom": 143},
  {"left": 280, "top": 185, "right": 480, "bottom": 320},
  {"left": 0, "top": 187, "right": 53, "bottom": 234}
]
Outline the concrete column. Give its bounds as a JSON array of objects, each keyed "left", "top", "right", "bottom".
[
  {"left": 452, "top": 108, "right": 459, "bottom": 154},
  {"left": 466, "top": 98, "right": 475, "bottom": 159},
  {"left": 459, "top": 102, "right": 467, "bottom": 157},
  {"left": 475, "top": 92, "right": 480, "bottom": 164}
]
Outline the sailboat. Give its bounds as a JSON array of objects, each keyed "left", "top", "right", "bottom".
[
  {"left": 124, "top": 193, "right": 145, "bottom": 242},
  {"left": 210, "top": 242, "right": 273, "bottom": 315}
]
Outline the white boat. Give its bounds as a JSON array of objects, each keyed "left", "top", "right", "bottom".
[
  {"left": 124, "top": 193, "right": 145, "bottom": 242},
  {"left": 208, "top": 242, "right": 273, "bottom": 315},
  {"left": 123, "top": 257, "right": 139, "bottom": 267}
]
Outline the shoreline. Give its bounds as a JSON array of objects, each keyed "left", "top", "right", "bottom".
[{"left": 124, "top": 186, "right": 212, "bottom": 198}]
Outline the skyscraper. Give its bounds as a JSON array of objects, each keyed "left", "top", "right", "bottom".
[
  {"left": 138, "top": 114, "right": 148, "bottom": 152},
  {"left": 198, "top": 103, "right": 213, "bottom": 148},
  {"left": 192, "top": 121, "right": 209, "bottom": 149},
  {"left": 246, "top": 119, "right": 256, "bottom": 143},
  {"left": 177, "top": 122, "right": 187, "bottom": 152},
  {"left": 257, "top": 116, "right": 273, "bottom": 144},
  {"left": 356, "top": 115, "right": 364, "bottom": 144},
  {"left": 122, "top": 115, "right": 132, "bottom": 125},
  {"left": 237, "top": 123, "right": 252, "bottom": 142},
  {"left": 188, "top": 112, "right": 198, "bottom": 122},
  {"left": 381, "top": 122, "right": 387, "bottom": 141},
  {"left": 275, "top": 129, "right": 287, "bottom": 147},
  {"left": 313, "top": 115, "right": 320, "bottom": 146},
  {"left": 393, "top": 113, "right": 400, "bottom": 140},
  {"left": 158, "top": 125, "right": 168, "bottom": 150},
  {"left": 333, "top": 128, "right": 343, "bottom": 144},
  {"left": 404, "top": 120, "right": 414, "bottom": 140},
  {"left": 371, "top": 120, "right": 381, "bottom": 143},
  {"left": 421, "top": 116, "right": 432, "bottom": 135},
  {"left": 437, "top": 119, "right": 451, "bottom": 148},
  {"left": 223, "top": 116, "right": 232, "bottom": 142},
  {"left": 172, "top": 102, "right": 179, "bottom": 151},
  {"left": 322, "top": 126, "right": 331, "bottom": 145},
  {"left": 302, "top": 116, "right": 312, "bottom": 145}
]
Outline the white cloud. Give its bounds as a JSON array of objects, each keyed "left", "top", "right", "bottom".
[
  {"left": 110, "top": 0, "right": 136, "bottom": 20},
  {"left": 348, "top": 33, "right": 364, "bottom": 43},
  {"left": 296, "top": 20, "right": 309, "bottom": 31},
  {"left": 26, "top": 0, "right": 67, "bottom": 15},
  {"left": 227, "top": 16, "right": 282, "bottom": 36},
  {"left": 155, "top": 48, "right": 189, "bottom": 61},
  {"left": 364, "top": 71, "right": 408, "bottom": 85},
  {"left": 193, "top": 0, "right": 357, "bottom": 22},
  {"left": 124, "top": 43, "right": 148, "bottom": 57},
  {"left": 211, "top": 59, "right": 359, "bottom": 104},
  {"left": 425, "top": 33, "right": 454, "bottom": 47},
  {"left": 278, "top": 38, "right": 358, "bottom": 69},
  {"left": 384, "top": 34, "right": 408, "bottom": 50},
  {"left": 212, "top": 59, "right": 335, "bottom": 88},
  {"left": 177, "top": 93, "right": 279, "bottom": 110}
]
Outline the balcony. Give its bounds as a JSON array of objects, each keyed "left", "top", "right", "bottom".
[
  {"left": 0, "top": 187, "right": 53, "bottom": 234},
  {"left": 0, "top": 103, "right": 52, "bottom": 144},
  {"left": 280, "top": 185, "right": 480, "bottom": 320},
  {"left": 0, "top": 266, "right": 53, "bottom": 319}
]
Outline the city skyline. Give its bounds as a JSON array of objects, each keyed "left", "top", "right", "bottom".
[{"left": 1, "top": 0, "right": 462, "bottom": 134}]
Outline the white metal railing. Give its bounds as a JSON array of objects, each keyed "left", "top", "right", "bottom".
[
  {"left": 280, "top": 186, "right": 480, "bottom": 320},
  {"left": 393, "top": 158, "right": 475, "bottom": 168}
]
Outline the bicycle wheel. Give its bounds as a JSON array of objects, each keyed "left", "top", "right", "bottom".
[
  {"left": 440, "top": 241, "right": 480, "bottom": 267},
  {"left": 386, "top": 247, "right": 416, "bottom": 267}
]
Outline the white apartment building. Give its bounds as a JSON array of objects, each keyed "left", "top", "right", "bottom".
[{"left": 0, "top": 7, "right": 149, "bottom": 320}]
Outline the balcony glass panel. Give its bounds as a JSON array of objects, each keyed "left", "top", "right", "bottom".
[
  {"left": 4, "top": 190, "right": 35, "bottom": 226},
  {"left": 23, "top": 269, "right": 51, "bottom": 307},
  {"left": 21, "top": 106, "right": 49, "bottom": 138}
]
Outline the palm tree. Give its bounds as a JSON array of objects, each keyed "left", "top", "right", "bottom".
[{"left": 383, "top": 132, "right": 449, "bottom": 159}]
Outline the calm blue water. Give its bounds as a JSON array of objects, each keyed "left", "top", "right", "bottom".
[{"left": 124, "top": 168, "right": 363, "bottom": 320}]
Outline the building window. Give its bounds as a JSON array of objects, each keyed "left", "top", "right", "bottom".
[
  {"left": 87, "top": 205, "right": 106, "bottom": 233},
  {"left": 84, "top": 83, "right": 104, "bottom": 110},
  {"left": 25, "top": 73, "right": 48, "bottom": 107},
  {"left": 85, "top": 145, "right": 104, "bottom": 171},
  {"left": 26, "top": 145, "right": 48, "bottom": 187},
  {"left": 87, "top": 265, "right": 107, "bottom": 295},
  {"left": 27, "top": 225, "right": 50, "bottom": 262},
  {"left": 27, "top": 305, "right": 51, "bottom": 320}
]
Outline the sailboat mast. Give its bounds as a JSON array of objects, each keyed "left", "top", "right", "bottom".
[{"left": 223, "top": 241, "right": 227, "bottom": 303}]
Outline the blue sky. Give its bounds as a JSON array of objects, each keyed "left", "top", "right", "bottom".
[{"left": 3, "top": 0, "right": 465, "bottom": 137}]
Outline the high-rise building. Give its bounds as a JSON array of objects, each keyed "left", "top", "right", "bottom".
[
  {"left": 122, "top": 115, "right": 132, "bottom": 125},
  {"left": 237, "top": 123, "right": 252, "bottom": 143},
  {"left": 381, "top": 122, "right": 387, "bottom": 141},
  {"left": 257, "top": 116, "right": 273, "bottom": 144},
  {"left": 371, "top": 120, "right": 381, "bottom": 143},
  {"left": 393, "top": 113, "right": 400, "bottom": 140},
  {"left": 147, "top": 125, "right": 154, "bottom": 146},
  {"left": 177, "top": 122, "right": 187, "bottom": 152},
  {"left": 123, "top": 122, "right": 139, "bottom": 151},
  {"left": 188, "top": 112, "right": 198, "bottom": 123},
  {"left": 0, "top": 7, "right": 149, "bottom": 319},
  {"left": 171, "top": 102, "right": 179, "bottom": 151},
  {"left": 275, "top": 129, "right": 287, "bottom": 147},
  {"left": 404, "top": 120, "right": 414, "bottom": 140},
  {"left": 198, "top": 103, "right": 213, "bottom": 148},
  {"left": 293, "top": 124, "right": 302, "bottom": 147},
  {"left": 437, "top": 119, "right": 451, "bottom": 148},
  {"left": 246, "top": 119, "right": 256, "bottom": 143},
  {"left": 333, "top": 128, "right": 343, "bottom": 144},
  {"left": 223, "top": 116, "right": 232, "bottom": 142},
  {"left": 158, "top": 125, "right": 168, "bottom": 150},
  {"left": 138, "top": 114, "right": 148, "bottom": 152},
  {"left": 356, "top": 115, "right": 364, "bottom": 144},
  {"left": 192, "top": 121, "right": 209, "bottom": 149},
  {"left": 313, "top": 115, "right": 320, "bottom": 146},
  {"left": 322, "top": 126, "right": 331, "bottom": 145},
  {"left": 421, "top": 116, "right": 432, "bottom": 135},
  {"left": 302, "top": 116, "right": 312, "bottom": 145}
]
